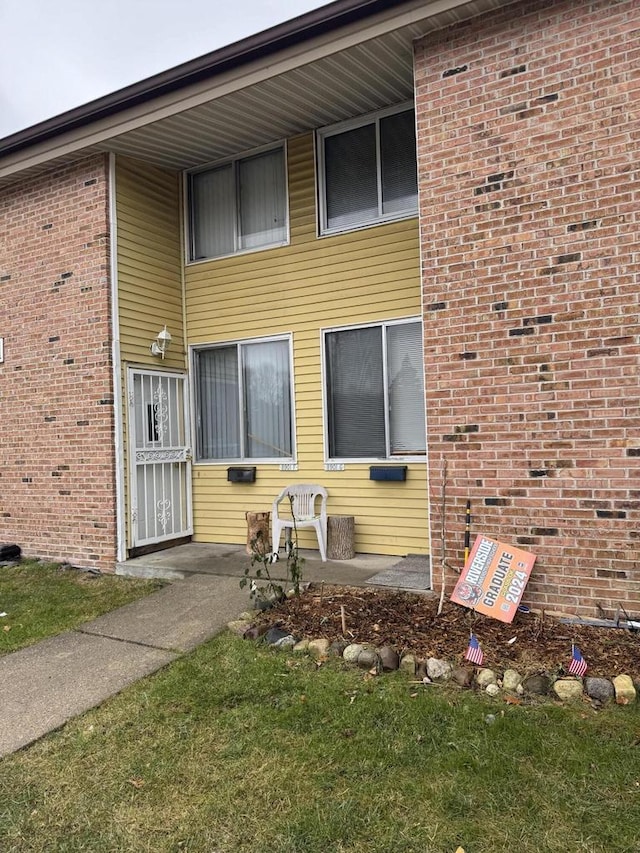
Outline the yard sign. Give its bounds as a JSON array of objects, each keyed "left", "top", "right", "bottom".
[{"left": 451, "top": 535, "right": 536, "bottom": 623}]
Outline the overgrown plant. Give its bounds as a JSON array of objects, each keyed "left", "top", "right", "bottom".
[{"left": 240, "top": 494, "right": 305, "bottom": 607}]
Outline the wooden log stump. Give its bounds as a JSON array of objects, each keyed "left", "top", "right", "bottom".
[
  {"left": 245, "top": 511, "right": 271, "bottom": 556},
  {"left": 327, "top": 515, "right": 355, "bottom": 560}
]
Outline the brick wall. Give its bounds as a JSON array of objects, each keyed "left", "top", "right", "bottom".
[
  {"left": 0, "top": 155, "right": 118, "bottom": 569},
  {"left": 415, "top": 0, "right": 639, "bottom": 616}
]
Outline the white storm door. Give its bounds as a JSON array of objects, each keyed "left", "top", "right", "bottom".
[{"left": 128, "top": 369, "right": 193, "bottom": 547}]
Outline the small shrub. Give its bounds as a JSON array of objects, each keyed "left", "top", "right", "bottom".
[{"left": 240, "top": 495, "right": 305, "bottom": 606}]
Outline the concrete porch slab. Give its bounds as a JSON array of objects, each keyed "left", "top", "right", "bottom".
[{"left": 116, "top": 541, "right": 409, "bottom": 588}]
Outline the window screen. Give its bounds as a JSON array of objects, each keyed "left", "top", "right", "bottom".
[
  {"left": 325, "top": 321, "right": 425, "bottom": 459},
  {"left": 324, "top": 124, "right": 378, "bottom": 230},
  {"left": 320, "top": 106, "right": 418, "bottom": 233},
  {"left": 189, "top": 146, "right": 286, "bottom": 261},
  {"left": 195, "top": 339, "right": 292, "bottom": 461}
]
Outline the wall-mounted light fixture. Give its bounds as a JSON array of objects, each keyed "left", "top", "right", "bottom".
[{"left": 150, "top": 325, "right": 172, "bottom": 359}]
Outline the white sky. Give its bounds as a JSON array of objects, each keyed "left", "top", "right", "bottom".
[{"left": 0, "top": 0, "right": 329, "bottom": 139}]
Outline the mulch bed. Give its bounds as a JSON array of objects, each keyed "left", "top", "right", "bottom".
[{"left": 256, "top": 584, "right": 640, "bottom": 679}]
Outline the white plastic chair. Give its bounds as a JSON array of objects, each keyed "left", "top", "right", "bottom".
[{"left": 272, "top": 484, "right": 328, "bottom": 562}]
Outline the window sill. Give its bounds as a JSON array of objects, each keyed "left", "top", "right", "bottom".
[
  {"left": 318, "top": 210, "right": 418, "bottom": 239},
  {"left": 324, "top": 457, "right": 426, "bottom": 465},
  {"left": 194, "top": 459, "right": 296, "bottom": 466},
  {"left": 187, "top": 238, "right": 290, "bottom": 266}
]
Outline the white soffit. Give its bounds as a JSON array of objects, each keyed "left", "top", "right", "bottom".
[
  {"left": 0, "top": 0, "right": 511, "bottom": 185},
  {"left": 102, "top": 29, "right": 418, "bottom": 170}
]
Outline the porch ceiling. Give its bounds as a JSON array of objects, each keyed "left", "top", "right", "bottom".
[
  {"left": 97, "top": 27, "right": 420, "bottom": 171},
  {"left": 0, "top": 0, "right": 511, "bottom": 186}
]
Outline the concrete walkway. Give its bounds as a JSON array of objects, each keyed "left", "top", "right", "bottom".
[{"left": 0, "top": 544, "right": 414, "bottom": 759}]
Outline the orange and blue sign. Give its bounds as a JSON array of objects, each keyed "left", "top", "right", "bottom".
[{"left": 451, "top": 535, "right": 536, "bottom": 623}]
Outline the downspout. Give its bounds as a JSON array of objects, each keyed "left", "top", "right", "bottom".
[
  {"left": 108, "top": 152, "right": 127, "bottom": 563},
  {"left": 180, "top": 173, "right": 188, "bottom": 369},
  {"left": 179, "top": 172, "right": 194, "bottom": 534}
]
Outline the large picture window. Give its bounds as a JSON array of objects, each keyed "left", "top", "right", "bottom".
[
  {"left": 188, "top": 146, "right": 287, "bottom": 261},
  {"left": 318, "top": 105, "right": 418, "bottom": 234},
  {"left": 324, "top": 320, "right": 425, "bottom": 459},
  {"left": 194, "top": 337, "right": 294, "bottom": 462}
]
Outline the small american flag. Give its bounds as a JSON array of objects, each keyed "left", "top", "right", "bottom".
[
  {"left": 568, "top": 644, "right": 587, "bottom": 677},
  {"left": 465, "top": 633, "right": 484, "bottom": 666}
]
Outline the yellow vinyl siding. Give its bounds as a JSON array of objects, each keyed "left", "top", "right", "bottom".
[
  {"left": 187, "top": 133, "right": 428, "bottom": 557},
  {"left": 116, "top": 157, "right": 184, "bottom": 368},
  {"left": 115, "top": 156, "right": 184, "bottom": 546}
]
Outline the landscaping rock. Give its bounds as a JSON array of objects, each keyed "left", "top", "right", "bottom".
[
  {"left": 239, "top": 610, "right": 261, "bottom": 621},
  {"left": 613, "top": 674, "right": 636, "bottom": 705},
  {"left": 451, "top": 666, "right": 474, "bottom": 688},
  {"left": 485, "top": 683, "right": 501, "bottom": 697},
  {"left": 330, "top": 640, "right": 348, "bottom": 657},
  {"left": 476, "top": 668, "right": 497, "bottom": 689},
  {"left": 343, "top": 643, "right": 365, "bottom": 664},
  {"left": 522, "top": 674, "right": 550, "bottom": 696},
  {"left": 243, "top": 624, "right": 268, "bottom": 641},
  {"left": 552, "top": 678, "right": 584, "bottom": 702},
  {"left": 585, "top": 677, "right": 614, "bottom": 704},
  {"left": 293, "top": 639, "right": 309, "bottom": 653},
  {"left": 502, "top": 669, "right": 522, "bottom": 693},
  {"left": 254, "top": 589, "right": 286, "bottom": 611},
  {"left": 357, "top": 648, "right": 380, "bottom": 671},
  {"left": 378, "top": 646, "right": 400, "bottom": 671},
  {"left": 264, "top": 627, "right": 292, "bottom": 646},
  {"left": 427, "top": 658, "right": 452, "bottom": 682},
  {"left": 272, "top": 634, "right": 297, "bottom": 649},
  {"left": 399, "top": 654, "right": 416, "bottom": 674},
  {"left": 308, "top": 638, "right": 331, "bottom": 659},
  {"left": 227, "top": 619, "right": 252, "bottom": 636}
]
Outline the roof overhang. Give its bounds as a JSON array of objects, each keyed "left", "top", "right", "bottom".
[{"left": 0, "top": 0, "right": 513, "bottom": 188}]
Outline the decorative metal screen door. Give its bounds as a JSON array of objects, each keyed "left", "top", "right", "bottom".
[{"left": 128, "top": 369, "right": 192, "bottom": 547}]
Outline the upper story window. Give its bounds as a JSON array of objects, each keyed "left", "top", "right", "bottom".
[
  {"left": 188, "top": 145, "right": 287, "bottom": 262},
  {"left": 317, "top": 104, "right": 418, "bottom": 235}
]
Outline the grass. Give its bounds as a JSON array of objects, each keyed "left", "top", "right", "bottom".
[
  {"left": 1, "top": 633, "right": 638, "bottom": 852},
  {"left": 0, "top": 560, "right": 164, "bottom": 655}
]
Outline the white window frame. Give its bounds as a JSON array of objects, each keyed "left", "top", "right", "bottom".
[
  {"left": 190, "top": 333, "right": 297, "bottom": 465},
  {"left": 321, "top": 317, "right": 426, "bottom": 463},
  {"left": 185, "top": 141, "right": 290, "bottom": 264},
  {"left": 317, "top": 102, "right": 418, "bottom": 237}
]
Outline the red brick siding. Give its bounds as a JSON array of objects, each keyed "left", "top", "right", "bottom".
[
  {"left": 415, "top": 0, "right": 639, "bottom": 616},
  {"left": 0, "top": 155, "right": 118, "bottom": 569}
]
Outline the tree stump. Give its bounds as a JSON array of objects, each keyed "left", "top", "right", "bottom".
[
  {"left": 327, "top": 515, "right": 355, "bottom": 560},
  {"left": 245, "top": 511, "right": 271, "bottom": 556}
]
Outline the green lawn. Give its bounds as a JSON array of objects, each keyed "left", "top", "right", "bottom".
[
  {"left": 0, "top": 560, "right": 164, "bottom": 655},
  {"left": 1, "top": 633, "right": 638, "bottom": 852}
]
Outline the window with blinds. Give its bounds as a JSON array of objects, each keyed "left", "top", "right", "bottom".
[
  {"left": 324, "top": 320, "right": 426, "bottom": 459},
  {"left": 188, "top": 146, "right": 287, "bottom": 261},
  {"left": 318, "top": 104, "right": 418, "bottom": 234},
  {"left": 194, "top": 336, "right": 294, "bottom": 462}
]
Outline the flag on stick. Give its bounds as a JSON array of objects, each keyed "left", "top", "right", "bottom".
[
  {"left": 465, "top": 632, "right": 484, "bottom": 666},
  {"left": 568, "top": 644, "right": 587, "bottom": 677}
]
